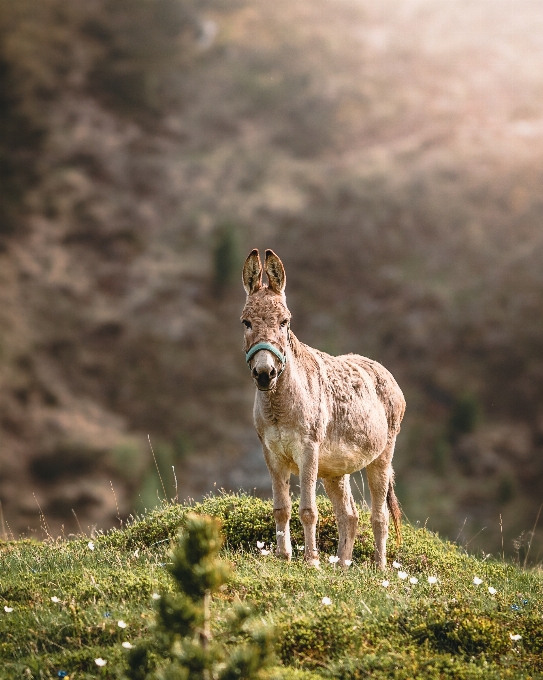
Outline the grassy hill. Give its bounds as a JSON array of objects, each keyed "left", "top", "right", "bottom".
[{"left": 1, "top": 493, "right": 541, "bottom": 679}]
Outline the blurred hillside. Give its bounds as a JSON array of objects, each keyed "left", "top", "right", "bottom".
[{"left": 0, "top": 0, "right": 543, "bottom": 560}]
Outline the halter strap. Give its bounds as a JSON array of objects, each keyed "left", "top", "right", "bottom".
[{"left": 245, "top": 342, "right": 287, "bottom": 367}]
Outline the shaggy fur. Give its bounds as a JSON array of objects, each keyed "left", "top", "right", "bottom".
[{"left": 241, "top": 249, "right": 405, "bottom": 568}]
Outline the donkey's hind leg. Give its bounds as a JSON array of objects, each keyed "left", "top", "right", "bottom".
[
  {"left": 366, "top": 437, "right": 397, "bottom": 570},
  {"left": 322, "top": 475, "right": 359, "bottom": 567}
]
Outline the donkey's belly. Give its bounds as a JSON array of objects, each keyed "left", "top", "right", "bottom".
[
  {"left": 317, "top": 441, "right": 382, "bottom": 477},
  {"left": 261, "top": 424, "right": 385, "bottom": 478}
]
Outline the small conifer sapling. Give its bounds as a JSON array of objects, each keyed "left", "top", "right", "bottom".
[{"left": 126, "top": 513, "right": 273, "bottom": 680}]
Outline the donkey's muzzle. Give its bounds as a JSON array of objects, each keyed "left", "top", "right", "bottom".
[{"left": 253, "top": 366, "right": 277, "bottom": 390}]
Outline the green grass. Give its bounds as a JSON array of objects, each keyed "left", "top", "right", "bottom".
[{"left": 1, "top": 493, "right": 542, "bottom": 679}]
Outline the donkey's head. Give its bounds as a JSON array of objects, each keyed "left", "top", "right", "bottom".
[{"left": 241, "top": 249, "right": 291, "bottom": 391}]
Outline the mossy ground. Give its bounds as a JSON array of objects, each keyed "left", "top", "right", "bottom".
[{"left": 0, "top": 493, "right": 542, "bottom": 679}]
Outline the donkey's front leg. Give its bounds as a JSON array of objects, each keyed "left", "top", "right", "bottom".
[
  {"left": 270, "top": 468, "right": 292, "bottom": 560},
  {"left": 299, "top": 447, "right": 319, "bottom": 567},
  {"left": 263, "top": 448, "right": 293, "bottom": 560}
]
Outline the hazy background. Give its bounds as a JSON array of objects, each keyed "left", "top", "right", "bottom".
[{"left": 1, "top": 0, "right": 542, "bottom": 562}]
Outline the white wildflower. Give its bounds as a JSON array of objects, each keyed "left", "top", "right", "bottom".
[
  {"left": 488, "top": 586, "right": 497, "bottom": 595},
  {"left": 409, "top": 577, "right": 418, "bottom": 585},
  {"left": 152, "top": 593, "right": 161, "bottom": 600},
  {"left": 397, "top": 571, "right": 408, "bottom": 580},
  {"left": 276, "top": 530, "right": 285, "bottom": 536},
  {"left": 427, "top": 576, "right": 438, "bottom": 584},
  {"left": 51, "top": 596, "right": 61, "bottom": 603},
  {"left": 118, "top": 620, "right": 127, "bottom": 629},
  {"left": 381, "top": 580, "right": 390, "bottom": 588},
  {"left": 260, "top": 549, "right": 271, "bottom": 556},
  {"left": 392, "top": 561, "right": 401, "bottom": 569},
  {"left": 88, "top": 541, "right": 95, "bottom": 551},
  {"left": 344, "top": 560, "right": 352, "bottom": 567},
  {"left": 321, "top": 597, "right": 332, "bottom": 605},
  {"left": 256, "top": 541, "right": 265, "bottom": 549},
  {"left": 134, "top": 549, "right": 140, "bottom": 558},
  {"left": 95, "top": 658, "right": 107, "bottom": 666},
  {"left": 4, "top": 606, "right": 13, "bottom": 613},
  {"left": 328, "top": 556, "right": 340, "bottom": 564},
  {"left": 122, "top": 641, "right": 133, "bottom": 649},
  {"left": 296, "top": 545, "right": 305, "bottom": 551},
  {"left": 473, "top": 576, "right": 483, "bottom": 585},
  {"left": 509, "top": 633, "right": 522, "bottom": 641}
]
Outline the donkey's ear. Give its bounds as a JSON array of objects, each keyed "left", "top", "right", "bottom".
[
  {"left": 242, "top": 249, "right": 263, "bottom": 295},
  {"left": 264, "top": 249, "right": 286, "bottom": 294}
]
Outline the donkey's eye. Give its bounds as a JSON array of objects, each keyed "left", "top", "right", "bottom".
[
  {"left": 280, "top": 319, "right": 288, "bottom": 327},
  {"left": 242, "top": 320, "right": 252, "bottom": 329}
]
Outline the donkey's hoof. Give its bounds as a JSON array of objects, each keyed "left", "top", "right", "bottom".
[{"left": 276, "top": 551, "right": 292, "bottom": 562}]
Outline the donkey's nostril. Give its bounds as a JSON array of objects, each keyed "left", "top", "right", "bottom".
[
  {"left": 252, "top": 368, "right": 258, "bottom": 378},
  {"left": 269, "top": 367, "right": 277, "bottom": 378},
  {"left": 257, "top": 372, "right": 271, "bottom": 388}
]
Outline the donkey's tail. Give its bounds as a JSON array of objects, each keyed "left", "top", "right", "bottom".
[{"left": 387, "top": 476, "right": 402, "bottom": 547}]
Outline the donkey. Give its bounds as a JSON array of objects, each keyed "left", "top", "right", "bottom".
[{"left": 241, "top": 249, "right": 405, "bottom": 568}]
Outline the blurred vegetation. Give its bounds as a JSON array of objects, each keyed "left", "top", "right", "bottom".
[
  {"left": 448, "top": 394, "right": 480, "bottom": 445},
  {"left": 0, "top": 46, "right": 43, "bottom": 237},
  {"left": 0, "top": 0, "right": 542, "bottom": 564},
  {"left": 126, "top": 513, "right": 273, "bottom": 680},
  {"left": 213, "top": 223, "right": 242, "bottom": 297},
  {"left": 84, "top": 0, "right": 198, "bottom": 119}
]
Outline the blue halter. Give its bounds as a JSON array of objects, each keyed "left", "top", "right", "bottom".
[{"left": 245, "top": 342, "right": 288, "bottom": 377}]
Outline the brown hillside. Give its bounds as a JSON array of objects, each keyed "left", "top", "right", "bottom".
[{"left": 0, "top": 0, "right": 542, "bottom": 560}]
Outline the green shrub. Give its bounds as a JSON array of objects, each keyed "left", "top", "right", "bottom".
[
  {"left": 407, "top": 605, "right": 508, "bottom": 658},
  {"left": 213, "top": 223, "right": 242, "bottom": 297},
  {"left": 448, "top": 393, "right": 480, "bottom": 444},
  {"left": 329, "top": 653, "right": 509, "bottom": 680},
  {"left": 278, "top": 609, "right": 355, "bottom": 666},
  {"left": 197, "top": 493, "right": 379, "bottom": 560},
  {"left": 103, "top": 492, "right": 399, "bottom": 561}
]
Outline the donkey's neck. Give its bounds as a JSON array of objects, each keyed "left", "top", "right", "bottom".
[{"left": 255, "top": 332, "right": 316, "bottom": 423}]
